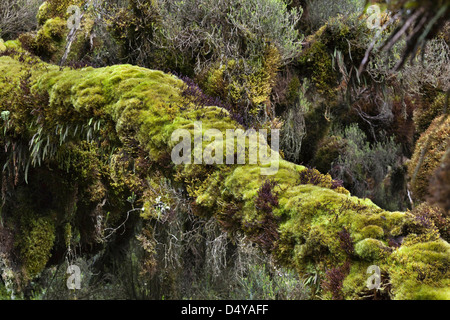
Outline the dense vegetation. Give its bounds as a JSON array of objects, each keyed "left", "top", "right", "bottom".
[{"left": 0, "top": 0, "right": 449, "bottom": 300}]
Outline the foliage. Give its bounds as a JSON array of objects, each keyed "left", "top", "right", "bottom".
[
  {"left": 312, "top": 135, "right": 347, "bottom": 173},
  {"left": 378, "top": 0, "right": 450, "bottom": 71},
  {"left": 338, "top": 227, "right": 354, "bottom": 257},
  {"left": 18, "top": 215, "right": 56, "bottom": 279},
  {"left": 280, "top": 80, "right": 309, "bottom": 163}
]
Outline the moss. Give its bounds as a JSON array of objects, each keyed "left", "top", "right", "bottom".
[
  {"left": 341, "top": 261, "right": 373, "bottom": 299},
  {"left": 39, "top": 0, "right": 85, "bottom": 21},
  {"left": 37, "top": 1, "right": 52, "bottom": 26},
  {"left": 388, "top": 239, "right": 450, "bottom": 300},
  {"left": 408, "top": 115, "right": 450, "bottom": 202},
  {"left": 2, "top": 51, "right": 450, "bottom": 299},
  {"left": 0, "top": 39, "right": 6, "bottom": 52},
  {"left": 33, "top": 17, "right": 68, "bottom": 61},
  {"left": 413, "top": 92, "right": 447, "bottom": 135},
  {"left": 428, "top": 151, "right": 450, "bottom": 216},
  {"left": 355, "top": 238, "right": 390, "bottom": 261},
  {"left": 202, "top": 44, "right": 281, "bottom": 116},
  {"left": 298, "top": 39, "right": 336, "bottom": 96},
  {"left": 285, "top": 75, "right": 301, "bottom": 106},
  {"left": 18, "top": 215, "right": 56, "bottom": 279}
]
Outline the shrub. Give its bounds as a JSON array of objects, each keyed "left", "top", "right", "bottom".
[
  {"left": 331, "top": 124, "right": 400, "bottom": 202},
  {"left": 0, "top": 0, "right": 43, "bottom": 40},
  {"left": 108, "top": 0, "right": 161, "bottom": 68},
  {"left": 206, "top": 44, "right": 282, "bottom": 117},
  {"left": 280, "top": 80, "right": 309, "bottom": 163},
  {"left": 158, "top": 0, "right": 303, "bottom": 69},
  {"left": 312, "top": 135, "right": 347, "bottom": 173},
  {"left": 305, "top": 0, "right": 365, "bottom": 31}
]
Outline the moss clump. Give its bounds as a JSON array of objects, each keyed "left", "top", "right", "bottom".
[
  {"left": 388, "top": 239, "right": 450, "bottom": 300},
  {"left": 36, "top": 17, "right": 68, "bottom": 60},
  {"left": 18, "top": 215, "right": 56, "bottom": 279},
  {"left": 37, "top": 1, "right": 52, "bottom": 26},
  {"left": 360, "top": 225, "right": 385, "bottom": 240},
  {"left": 297, "top": 13, "right": 369, "bottom": 98},
  {"left": 0, "top": 39, "right": 6, "bottom": 52},
  {"left": 410, "top": 203, "right": 450, "bottom": 243},
  {"left": 18, "top": 17, "right": 69, "bottom": 62},
  {"left": 355, "top": 238, "right": 390, "bottom": 261},
  {"left": 428, "top": 152, "right": 450, "bottom": 216},
  {"left": 312, "top": 135, "right": 347, "bottom": 173},
  {"left": 202, "top": 44, "right": 281, "bottom": 116},
  {"left": 408, "top": 115, "right": 450, "bottom": 202}
]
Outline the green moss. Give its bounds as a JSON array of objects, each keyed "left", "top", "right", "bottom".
[
  {"left": 413, "top": 92, "right": 447, "bottom": 135},
  {"left": 35, "top": 17, "right": 68, "bottom": 61},
  {"left": 342, "top": 261, "right": 373, "bottom": 299},
  {"left": 37, "top": 1, "right": 51, "bottom": 26},
  {"left": 39, "top": 0, "right": 85, "bottom": 21},
  {"left": 286, "top": 75, "right": 301, "bottom": 105},
  {"left": 0, "top": 39, "right": 6, "bottom": 52},
  {"left": 298, "top": 39, "right": 336, "bottom": 95},
  {"left": 312, "top": 135, "right": 347, "bottom": 173},
  {"left": 202, "top": 44, "right": 281, "bottom": 115}
]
